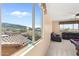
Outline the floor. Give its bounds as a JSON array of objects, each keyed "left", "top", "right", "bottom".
[{"left": 46, "top": 40, "right": 76, "bottom": 56}]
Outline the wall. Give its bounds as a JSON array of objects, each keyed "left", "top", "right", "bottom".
[{"left": 52, "top": 21, "right": 60, "bottom": 34}]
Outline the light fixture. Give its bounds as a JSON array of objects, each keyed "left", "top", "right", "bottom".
[
  {"left": 75, "top": 13, "right": 79, "bottom": 23},
  {"left": 75, "top": 13, "right": 79, "bottom": 32},
  {"left": 76, "top": 13, "right": 79, "bottom": 16}
]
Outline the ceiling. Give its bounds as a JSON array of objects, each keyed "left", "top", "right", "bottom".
[{"left": 46, "top": 3, "right": 79, "bottom": 21}]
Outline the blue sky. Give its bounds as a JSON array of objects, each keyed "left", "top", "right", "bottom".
[{"left": 2, "top": 3, "right": 42, "bottom": 27}]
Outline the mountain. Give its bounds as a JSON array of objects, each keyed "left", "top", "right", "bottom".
[
  {"left": 2, "top": 23, "right": 41, "bottom": 32},
  {"left": 2, "top": 23, "right": 27, "bottom": 31}
]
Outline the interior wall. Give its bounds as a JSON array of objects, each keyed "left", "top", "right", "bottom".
[
  {"left": 24, "top": 14, "right": 52, "bottom": 56},
  {"left": 52, "top": 21, "right": 60, "bottom": 34}
]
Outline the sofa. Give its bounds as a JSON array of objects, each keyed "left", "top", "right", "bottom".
[{"left": 62, "top": 32, "right": 79, "bottom": 40}]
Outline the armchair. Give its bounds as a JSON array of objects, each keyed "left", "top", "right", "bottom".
[{"left": 51, "top": 32, "right": 62, "bottom": 42}]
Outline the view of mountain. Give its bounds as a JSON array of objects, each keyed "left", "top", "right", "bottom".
[
  {"left": 2, "top": 23, "right": 27, "bottom": 29},
  {"left": 2, "top": 23, "right": 41, "bottom": 32}
]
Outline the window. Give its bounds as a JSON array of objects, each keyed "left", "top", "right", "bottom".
[
  {"left": 60, "top": 24, "right": 64, "bottom": 32},
  {"left": 63, "top": 24, "right": 73, "bottom": 31},
  {"left": 1, "top": 3, "right": 32, "bottom": 56},
  {"left": 35, "top": 4, "right": 42, "bottom": 41},
  {"left": 1, "top": 3, "right": 42, "bottom": 56},
  {"left": 60, "top": 23, "right": 79, "bottom": 32},
  {"left": 74, "top": 24, "right": 78, "bottom": 31}
]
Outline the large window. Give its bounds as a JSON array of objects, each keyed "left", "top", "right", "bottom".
[
  {"left": 1, "top": 3, "right": 42, "bottom": 56},
  {"left": 60, "top": 23, "right": 79, "bottom": 32}
]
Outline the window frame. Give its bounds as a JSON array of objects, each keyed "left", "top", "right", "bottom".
[{"left": 32, "top": 3, "right": 43, "bottom": 44}]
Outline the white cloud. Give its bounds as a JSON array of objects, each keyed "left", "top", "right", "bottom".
[{"left": 10, "top": 11, "right": 31, "bottom": 17}]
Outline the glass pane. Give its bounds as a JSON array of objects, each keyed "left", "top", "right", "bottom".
[
  {"left": 60, "top": 24, "right": 74, "bottom": 32},
  {"left": 0, "top": 4, "right": 1, "bottom": 56},
  {"left": 63, "top": 24, "right": 73, "bottom": 32},
  {"left": 74, "top": 24, "right": 78, "bottom": 31},
  {"left": 1, "top": 3, "right": 32, "bottom": 56},
  {"left": 35, "top": 4, "right": 42, "bottom": 41},
  {"left": 60, "top": 24, "right": 64, "bottom": 32}
]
